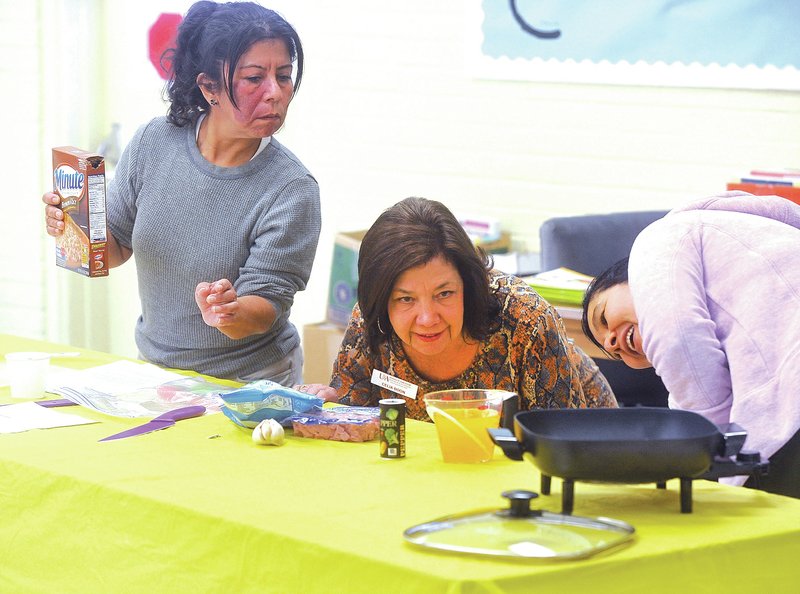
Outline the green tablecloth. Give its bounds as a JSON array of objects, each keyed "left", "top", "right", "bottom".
[{"left": 1, "top": 334, "right": 799, "bottom": 593}]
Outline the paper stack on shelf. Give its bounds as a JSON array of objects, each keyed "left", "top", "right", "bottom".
[
  {"left": 522, "top": 267, "right": 593, "bottom": 307},
  {"left": 727, "top": 167, "right": 800, "bottom": 205},
  {"left": 457, "top": 214, "right": 502, "bottom": 244}
]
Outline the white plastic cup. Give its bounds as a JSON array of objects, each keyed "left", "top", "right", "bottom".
[{"left": 5, "top": 352, "right": 51, "bottom": 399}]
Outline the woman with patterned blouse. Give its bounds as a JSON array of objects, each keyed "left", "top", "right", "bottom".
[{"left": 300, "top": 197, "right": 617, "bottom": 420}]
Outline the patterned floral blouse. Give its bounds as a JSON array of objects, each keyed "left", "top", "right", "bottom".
[{"left": 329, "top": 272, "right": 617, "bottom": 421}]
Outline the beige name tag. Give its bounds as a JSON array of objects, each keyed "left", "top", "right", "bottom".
[{"left": 371, "top": 369, "right": 418, "bottom": 399}]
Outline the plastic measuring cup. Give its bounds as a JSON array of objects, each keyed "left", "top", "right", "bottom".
[
  {"left": 4, "top": 352, "right": 51, "bottom": 399},
  {"left": 424, "top": 389, "right": 516, "bottom": 463}
]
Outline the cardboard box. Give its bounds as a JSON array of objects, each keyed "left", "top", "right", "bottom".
[
  {"left": 52, "top": 146, "right": 108, "bottom": 277},
  {"left": 326, "top": 230, "right": 366, "bottom": 327},
  {"left": 491, "top": 251, "right": 541, "bottom": 276},
  {"left": 473, "top": 230, "right": 512, "bottom": 254},
  {"left": 302, "top": 322, "right": 346, "bottom": 384}
]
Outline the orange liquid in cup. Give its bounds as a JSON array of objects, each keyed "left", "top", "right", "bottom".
[{"left": 430, "top": 407, "right": 500, "bottom": 463}]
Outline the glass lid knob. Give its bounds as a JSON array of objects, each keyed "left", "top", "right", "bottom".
[{"left": 500, "top": 489, "right": 540, "bottom": 518}]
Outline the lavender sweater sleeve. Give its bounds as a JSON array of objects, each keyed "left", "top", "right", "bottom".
[{"left": 629, "top": 192, "right": 800, "bottom": 472}]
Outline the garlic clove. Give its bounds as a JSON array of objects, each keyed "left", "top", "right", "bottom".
[
  {"left": 252, "top": 418, "right": 285, "bottom": 446},
  {"left": 267, "top": 419, "right": 285, "bottom": 446}
]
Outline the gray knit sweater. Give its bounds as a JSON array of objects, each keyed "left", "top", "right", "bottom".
[{"left": 107, "top": 116, "right": 321, "bottom": 380}]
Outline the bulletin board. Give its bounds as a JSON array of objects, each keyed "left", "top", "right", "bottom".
[{"left": 471, "top": 0, "right": 800, "bottom": 90}]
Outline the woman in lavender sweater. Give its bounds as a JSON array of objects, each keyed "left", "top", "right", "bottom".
[{"left": 583, "top": 191, "right": 800, "bottom": 498}]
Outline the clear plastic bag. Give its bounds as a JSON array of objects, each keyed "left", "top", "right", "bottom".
[{"left": 220, "top": 380, "right": 324, "bottom": 429}]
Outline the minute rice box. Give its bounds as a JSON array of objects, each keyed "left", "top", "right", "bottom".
[{"left": 52, "top": 146, "right": 108, "bottom": 277}]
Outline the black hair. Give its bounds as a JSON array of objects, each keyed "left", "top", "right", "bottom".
[
  {"left": 357, "top": 197, "right": 494, "bottom": 355},
  {"left": 581, "top": 257, "right": 629, "bottom": 352},
  {"left": 164, "top": 1, "right": 304, "bottom": 127}
]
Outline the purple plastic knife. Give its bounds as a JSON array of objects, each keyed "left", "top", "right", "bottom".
[
  {"left": 99, "top": 405, "right": 206, "bottom": 442},
  {"left": 37, "top": 398, "right": 78, "bottom": 408}
]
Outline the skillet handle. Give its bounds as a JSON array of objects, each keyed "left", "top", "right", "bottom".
[
  {"left": 500, "top": 393, "right": 519, "bottom": 430},
  {"left": 717, "top": 422, "right": 747, "bottom": 457},
  {"left": 488, "top": 428, "right": 524, "bottom": 461}
]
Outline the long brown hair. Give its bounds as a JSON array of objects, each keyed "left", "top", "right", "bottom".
[{"left": 358, "top": 197, "right": 493, "bottom": 354}]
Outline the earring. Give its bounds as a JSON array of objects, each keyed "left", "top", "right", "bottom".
[
  {"left": 209, "top": 98, "right": 218, "bottom": 106},
  {"left": 377, "top": 318, "right": 386, "bottom": 335}
]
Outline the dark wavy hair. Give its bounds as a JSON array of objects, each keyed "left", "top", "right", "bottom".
[
  {"left": 164, "top": 1, "right": 304, "bottom": 127},
  {"left": 358, "top": 197, "right": 495, "bottom": 355},
  {"left": 581, "top": 257, "right": 629, "bottom": 353}
]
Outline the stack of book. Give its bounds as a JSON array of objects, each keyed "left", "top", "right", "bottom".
[
  {"left": 523, "top": 267, "right": 593, "bottom": 307},
  {"left": 727, "top": 168, "right": 800, "bottom": 205}
]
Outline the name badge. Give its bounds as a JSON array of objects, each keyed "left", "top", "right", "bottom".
[{"left": 371, "top": 369, "right": 418, "bottom": 399}]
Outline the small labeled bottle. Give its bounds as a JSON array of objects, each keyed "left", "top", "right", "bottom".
[{"left": 379, "top": 398, "right": 406, "bottom": 459}]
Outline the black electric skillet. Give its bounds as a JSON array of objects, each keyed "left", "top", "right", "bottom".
[{"left": 489, "top": 407, "right": 768, "bottom": 513}]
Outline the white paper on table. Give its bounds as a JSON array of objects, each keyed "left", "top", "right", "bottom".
[{"left": 0, "top": 401, "right": 98, "bottom": 434}]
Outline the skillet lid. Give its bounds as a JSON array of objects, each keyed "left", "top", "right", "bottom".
[{"left": 403, "top": 490, "right": 634, "bottom": 560}]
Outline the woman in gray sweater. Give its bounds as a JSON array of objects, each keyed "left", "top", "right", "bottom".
[{"left": 42, "top": 1, "right": 320, "bottom": 385}]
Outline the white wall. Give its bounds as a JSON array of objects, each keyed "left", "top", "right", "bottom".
[
  {"left": 4, "top": 0, "right": 800, "bottom": 359},
  {"left": 0, "top": 1, "right": 47, "bottom": 339}
]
